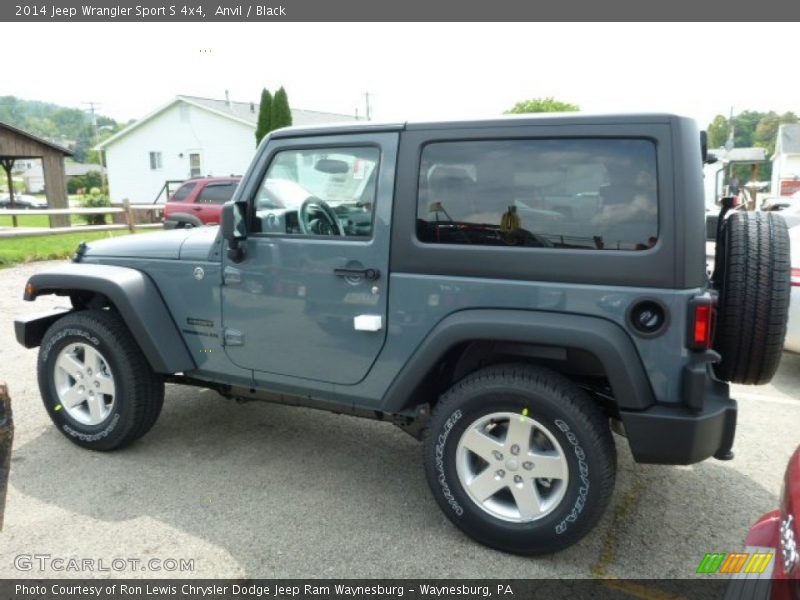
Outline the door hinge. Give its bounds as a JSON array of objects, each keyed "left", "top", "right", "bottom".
[{"left": 222, "top": 328, "right": 245, "bottom": 346}]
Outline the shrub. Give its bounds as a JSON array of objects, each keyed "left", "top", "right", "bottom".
[{"left": 79, "top": 187, "right": 110, "bottom": 225}]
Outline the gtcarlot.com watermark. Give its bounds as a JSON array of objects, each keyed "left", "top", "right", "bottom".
[{"left": 14, "top": 553, "right": 194, "bottom": 573}]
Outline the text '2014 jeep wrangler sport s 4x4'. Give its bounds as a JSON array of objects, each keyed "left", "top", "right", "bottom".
[{"left": 15, "top": 114, "right": 791, "bottom": 555}]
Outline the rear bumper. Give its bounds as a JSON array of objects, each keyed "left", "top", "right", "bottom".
[{"left": 621, "top": 366, "right": 736, "bottom": 465}]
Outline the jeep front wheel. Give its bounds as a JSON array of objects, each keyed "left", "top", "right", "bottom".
[
  {"left": 38, "top": 309, "right": 164, "bottom": 451},
  {"left": 423, "top": 364, "right": 616, "bottom": 555}
]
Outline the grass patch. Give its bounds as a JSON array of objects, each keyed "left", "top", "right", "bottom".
[
  {"left": 0, "top": 214, "right": 86, "bottom": 227},
  {"left": 0, "top": 230, "right": 140, "bottom": 268}
]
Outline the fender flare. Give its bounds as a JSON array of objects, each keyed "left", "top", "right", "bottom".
[
  {"left": 164, "top": 212, "right": 204, "bottom": 228},
  {"left": 381, "top": 309, "right": 655, "bottom": 412},
  {"left": 21, "top": 263, "right": 196, "bottom": 374}
]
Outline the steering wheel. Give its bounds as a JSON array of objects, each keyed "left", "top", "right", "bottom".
[{"left": 299, "top": 198, "right": 344, "bottom": 236}]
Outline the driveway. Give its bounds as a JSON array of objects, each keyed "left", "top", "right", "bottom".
[{"left": 0, "top": 261, "right": 798, "bottom": 579}]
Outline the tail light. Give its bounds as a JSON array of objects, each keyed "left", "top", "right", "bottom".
[
  {"left": 688, "top": 296, "right": 715, "bottom": 350},
  {"left": 791, "top": 267, "right": 800, "bottom": 287}
]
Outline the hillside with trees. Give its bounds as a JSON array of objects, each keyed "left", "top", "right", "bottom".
[{"left": 0, "top": 96, "right": 125, "bottom": 163}]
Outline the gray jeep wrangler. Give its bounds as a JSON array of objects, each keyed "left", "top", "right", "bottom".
[{"left": 15, "top": 113, "right": 791, "bottom": 555}]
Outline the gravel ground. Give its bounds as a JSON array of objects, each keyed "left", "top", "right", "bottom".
[{"left": 0, "top": 260, "right": 797, "bottom": 580}]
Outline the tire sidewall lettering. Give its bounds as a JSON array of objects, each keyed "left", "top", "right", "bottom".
[
  {"left": 553, "top": 418, "right": 590, "bottom": 535},
  {"left": 435, "top": 409, "right": 464, "bottom": 517}
]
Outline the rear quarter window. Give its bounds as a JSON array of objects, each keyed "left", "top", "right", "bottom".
[
  {"left": 416, "top": 138, "right": 658, "bottom": 251},
  {"left": 197, "top": 182, "right": 237, "bottom": 205},
  {"left": 169, "top": 182, "right": 196, "bottom": 203}
]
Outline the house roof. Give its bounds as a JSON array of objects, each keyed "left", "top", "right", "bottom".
[
  {"left": 97, "top": 95, "right": 356, "bottom": 149},
  {"left": 710, "top": 146, "right": 767, "bottom": 163},
  {"left": 0, "top": 120, "right": 73, "bottom": 156},
  {"left": 776, "top": 124, "right": 800, "bottom": 155}
]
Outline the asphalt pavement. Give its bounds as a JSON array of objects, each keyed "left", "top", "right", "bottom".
[{"left": 0, "top": 261, "right": 798, "bottom": 579}]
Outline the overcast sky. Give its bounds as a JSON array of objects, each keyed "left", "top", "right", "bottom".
[{"left": 4, "top": 22, "right": 799, "bottom": 129}]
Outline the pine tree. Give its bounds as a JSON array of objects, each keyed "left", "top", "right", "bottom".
[
  {"left": 270, "top": 86, "right": 293, "bottom": 131},
  {"left": 255, "top": 88, "right": 273, "bottom": 147}
]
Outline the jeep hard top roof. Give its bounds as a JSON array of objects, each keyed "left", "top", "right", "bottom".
[{"left": 268, "top": 112, "right": 692, "bottom": 139}]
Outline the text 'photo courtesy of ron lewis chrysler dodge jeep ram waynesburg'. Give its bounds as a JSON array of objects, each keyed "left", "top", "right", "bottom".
[{"left": 14, "top": 113, "right": 792, "bottom": 555}]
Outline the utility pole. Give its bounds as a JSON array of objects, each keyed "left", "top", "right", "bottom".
[
  {"left": 82, "top": 101, "right": 108, "bottom": 192},
  {"left": 363, "top": 92, "right": 372, "bottom": 121}
]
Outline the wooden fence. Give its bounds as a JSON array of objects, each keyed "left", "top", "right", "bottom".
[{"left": 0, "top": 200, "right": 163, "bottom": 239}]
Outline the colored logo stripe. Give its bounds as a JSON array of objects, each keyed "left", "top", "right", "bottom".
[{"left": 696, "top": 552, "right": 774, "bottom": 574}]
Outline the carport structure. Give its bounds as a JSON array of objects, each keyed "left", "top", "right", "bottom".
[{"left": 0, "top": 121, "right": 72, "bottom": 227}]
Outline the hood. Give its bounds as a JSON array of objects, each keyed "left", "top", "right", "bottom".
[{"left": 80, "top": 227, "right": 221, "bottom": 261}]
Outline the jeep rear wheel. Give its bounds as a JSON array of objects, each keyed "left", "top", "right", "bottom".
[
  {"left": 38, "top": 309, "right": 164, "bottom": 451},
  {"left": 713, "top": 211, "right": 791, "bottom": 384},
  {"left": 423, "top": 364, "right": 616, "bottom": 555}
]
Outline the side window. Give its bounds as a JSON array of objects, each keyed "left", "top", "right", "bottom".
[
  {"left": 416, "top": 139, "right": 658, "bottom": 251},
  {"left": 197, "top": 182, "right": 237, "bottom": 204},
  {"left": 149, "top": 151, "right": 162, "bottom": 170},
  {"left": 252, "top": 146, "right": 380, "bottom": 239},
  {"left": 169, "top": 182, "right": 196, "bottom": 203}
]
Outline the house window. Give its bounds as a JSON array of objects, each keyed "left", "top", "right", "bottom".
[
  {"left": 149, "top": 152, "right": 163, "bottom": 170},
  {"left": 189, "top": 153, "right": 202, "bottom": 178}
]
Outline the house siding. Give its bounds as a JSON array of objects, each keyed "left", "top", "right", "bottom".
[{"left": 105, "top": 102, "right": 255, "bottom": 203}]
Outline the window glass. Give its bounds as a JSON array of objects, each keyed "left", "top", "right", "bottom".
[
  {"left": 149, "top": 151, "right": 162, "bottom": 170},
  {"left": 197, "top": 182, "right": 237, "bottom": 205},
  {"left": 417, "top": 139, "right": 658, "bottom": 251},
  {"left": 253, "top": 146, "right": 380, "bottom": 238},
  {"left": 169, "top": 182, "right": 196, "bottom": 203}
]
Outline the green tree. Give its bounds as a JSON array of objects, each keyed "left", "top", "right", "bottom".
[
  {"left": 505, "top": 97, "right": 579, "bottom": 114},
  {"left": 707, "top": 115, "right": 730, "bottom": 148},
  {"left": 754, "top": 111, "right": 799, "bottom": 156},
  {"left": 270, "top": 86, "right": 293, "bottom": 130},
  {"left": 255, "top": 88, "right": 273, "bottom": 147}
]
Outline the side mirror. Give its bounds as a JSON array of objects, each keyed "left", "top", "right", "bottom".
[{"left": 221, "top": 202, "right": 247, "bottom": 262}]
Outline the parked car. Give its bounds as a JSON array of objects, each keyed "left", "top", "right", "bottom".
[
  {"left": 733, "top": 446, "right": 799, "bottom": 599},
  {"left": 163, "top": 177, "right": 240, "bottom": 229},
  {"left": 15, "top": 114, "right": 792, "bottom": 555},
  {"left": 0, "top": 194, "right": 47, "bottom": 209},
  {"left": 786, "top": 225, "right": 800, "bottom": 354}
]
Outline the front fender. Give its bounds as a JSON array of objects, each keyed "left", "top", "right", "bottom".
[
  {"left": 381, "top": 309, "right": 656, "bottom": 412},
  {"left": 19, "top": 263, "right": 195, "bottom": 374}
]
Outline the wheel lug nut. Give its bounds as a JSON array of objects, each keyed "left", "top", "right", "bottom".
[
  {"left": 94, "top": 381, "right": 100, "bottom": 388},
  {"left": 514, "top": 475, "right": 523, "bottom": 484},
  {"left": 78, "top": 386, "right": 85, "bottom": 393},
  {"left": 523, "top": 461, "right": 534, "bottom": 470},
  {"left": 510, "top": 444, "right": 520, "bottom": 455},
  {"left": 492, "top": 451, "right": 503, "bottom": 461},
  {"left": 87, "top": 368, "right": 92, "bottom": 375},
  {"left": 496, "top": 469, "right": 505, "bottom": 478}
]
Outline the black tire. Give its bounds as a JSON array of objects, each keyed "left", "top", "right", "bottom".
[
  {"left": 37, "top": 309, "right": 164, "bottom": 451},
  {"left": 713, "top": 211, "right": 791, "bottom": 384},
  {"left": 423, "top": 364, "right": 616, "bottom": 555}
]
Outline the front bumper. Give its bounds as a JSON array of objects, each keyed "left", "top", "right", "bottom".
[{"left": 620, "top": 365, "right": 736, "bottom": 465}]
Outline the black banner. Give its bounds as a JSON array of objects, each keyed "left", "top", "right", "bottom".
[
  {"left": 0, "top": 579, "right": 755, "bottom": 600},
  {"left": 1, "top": 0, "right": 798, "bottom": 21}
]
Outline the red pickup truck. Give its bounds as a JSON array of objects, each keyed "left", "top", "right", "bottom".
[{"left": 163, "top": 176, "right": 241, "bottom": 229}]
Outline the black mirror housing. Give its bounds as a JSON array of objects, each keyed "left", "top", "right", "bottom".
[{"left": 221, "top": 202, "right": 247, "bottom": 262}]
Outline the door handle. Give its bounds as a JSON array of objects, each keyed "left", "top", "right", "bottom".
[
  {"left": 191, "top": 206, "right": 202, "bottom": 211},
  {"left": 334, "top": 267, "right": 381, "bottom": 281}
]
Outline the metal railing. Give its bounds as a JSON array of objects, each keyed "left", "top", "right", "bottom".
[{"left": 0, "top": 200, "right": 163, "bottom": 238}]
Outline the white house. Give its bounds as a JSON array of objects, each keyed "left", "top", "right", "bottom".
[
  {"left": 771, "top": 123, "right": 800, "bottom": 197},
  {"left": 97, "top": 95, "right": 356, "bottom": 203}
]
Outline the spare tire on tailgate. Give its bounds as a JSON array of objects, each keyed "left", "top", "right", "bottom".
[{"left": 712, "top": 211, "right": 791, "bottom": 384}]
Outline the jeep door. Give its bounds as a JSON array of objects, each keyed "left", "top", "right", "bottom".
[{"left": 220, "top": 132, "right": 399, "bottom": 386}]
